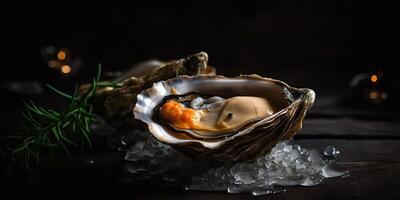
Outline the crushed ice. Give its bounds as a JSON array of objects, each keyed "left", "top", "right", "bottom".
[{"left": 119, "top": 130, "right": 349, "bottom": 195}]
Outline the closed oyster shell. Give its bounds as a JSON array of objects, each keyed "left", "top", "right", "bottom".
[
  {"left": 133, "top": 75, "right": 315, "bottom": 161},
  {"left": 80, "top": 52, "right": 213, "bottom": 128}
]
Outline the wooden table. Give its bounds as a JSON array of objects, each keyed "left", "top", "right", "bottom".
[
  {"left": 127, "top": 95, "right": 400, "bottom": 199},
  {"left": 2, "top": 95, "right": 400, "bottom": 200}
]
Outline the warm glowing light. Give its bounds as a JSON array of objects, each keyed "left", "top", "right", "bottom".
[
  {"left": 61, "top": 65, "right": 72, "bottom": 74},
  {"left": 57, "top": 50, "right": 67, "bottom": 60},
  {"left": 370, "top": 74, "right": 378, "bottom": 83},
  {"left": 369, "top": 91, "right": 378, "bottom": 99}
]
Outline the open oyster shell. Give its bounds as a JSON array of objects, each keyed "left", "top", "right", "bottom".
[{"left": 133, "top": 75, "right": 315, "bottom": 161}]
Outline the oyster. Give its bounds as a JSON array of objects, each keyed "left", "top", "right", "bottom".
[
  {"left": 133, "top": 75, "right": 315, "bottom": 161},
  {"left": 80, "top": 52, "right": 213, "bottom": 127}
]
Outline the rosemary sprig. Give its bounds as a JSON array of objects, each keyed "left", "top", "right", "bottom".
[{"left": 1, "top": 64, "right": 111, "bottom": 181}]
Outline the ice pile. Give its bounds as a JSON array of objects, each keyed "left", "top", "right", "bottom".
[
  {"left": 120, "top": 130, "right": 348, "bottom": 195},
  {"left": 187, "top": 141, "right": 349, "bottom": 195},
  {"left": 120, "top": 130, "right": 198, "bottom": 183}
]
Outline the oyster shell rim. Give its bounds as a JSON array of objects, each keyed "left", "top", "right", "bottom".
[{"left": 133, "top": 74, "right": 315, "bottom": 151}]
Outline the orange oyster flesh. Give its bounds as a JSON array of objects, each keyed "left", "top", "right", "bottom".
[{"left": 159, "top": 96, "right": 278, "bottom": 136}]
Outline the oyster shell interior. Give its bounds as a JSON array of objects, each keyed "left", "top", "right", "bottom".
[
  {"left": 155, "top": 94, "right": 281, "bottom": 139},
  {"left": 134, "top": 74, "right": 315, "bottom": 161}
]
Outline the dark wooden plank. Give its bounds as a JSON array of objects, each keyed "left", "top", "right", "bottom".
[
  {"left": 307, "top": 96, "right": 400, "bottom": 120},
  {"left": 128, "top": 162, "right": 400, "bottom": 200},
  {"left": 3, "top": 161, "right": 398, "bottom": 200},
  {"left": 3, "top": 139, "right": 399, "bottom": 200},
  {"left": 300, "top": 118, "right": 400, "bottom": 137},
  {"left": 293, "top": 139, "right": 400, "bottom": 162},
  {"left": 129, "top": 139, "right": 400, "bottom": 199}
]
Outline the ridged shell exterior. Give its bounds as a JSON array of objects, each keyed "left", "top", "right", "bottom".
[
  {"left": 80, "top": 52, "right": 211, "bottom": 128},
  {"left": 133, "top": 75, "right": 315, "bottom": 161}
]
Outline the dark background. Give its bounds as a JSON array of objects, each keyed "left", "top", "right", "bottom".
[
  {"left": 3, "top": 1, "right": 398, "bottom": 199},
  {"left": 4, "top": 1, "right": 391, "bottom": 92}
]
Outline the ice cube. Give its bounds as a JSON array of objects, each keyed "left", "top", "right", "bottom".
[
  {"left": 124, "top": 152, "right": 140, "bottom": 161},
  {"left": 233, "top": 171, "right": 256, "bottom": 184},
  {"left": 227, "top": 185, "right": 252, "bottom": 194},
  {"left": 323, "top": 145, "right": 341, "bottom": 158},
  {"left": 300, "top": 175, "right": 324, "bottom": 186},
  {"left": 289, "top": 149, "right": 300, "bottom": 160},
  {"left": 321, "top": 162, "right": 349, "bottom": 178},
  {"left": 135, "top": 142, "right": 145, "bottom": 149},
  {"left": 230, "top": 163, "right": 257, "bottom": 184},
  {"left": 283, "top": 145, "right": 293, "bottom": 152},
  {"left": 257, "top": 167, "right": 268, "bottom": 179},
  {"left": 264, "top": 161, "right": 272, "bottom": 168},
  {"left": 251, "top": 188, "right": 274, "bottom": 196},
  {"left": 308, "top": 150, "right": 324, "bottom": 170},
  {"left": 282, "top": 159, "right": 291, "bottom": 167},
  {"left": 126, "top": 164, "right": 147, "bottom": 174},
  {"left": 293, "top": 144, "right": 302, "bottom": 151}
]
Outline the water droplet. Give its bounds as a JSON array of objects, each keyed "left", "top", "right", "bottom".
[
  {"left": 85, "top": 159, "right": 95, "bottom": 167},
  {"left": 252, "top": 189, "right": 273, "bottom": 196},
  {"left": 323, "top": 145, "right": 341, "bottom": 158}
]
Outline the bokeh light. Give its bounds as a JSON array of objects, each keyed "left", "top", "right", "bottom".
[
  {"left": 61, "top": 65, "right": 72, "bottom": 74},
  {"left": 57, "top": 50, "right": 67, "bottom": 60},
  {"left": 370, "top": 74, "right": 378, "bottom": 83}
]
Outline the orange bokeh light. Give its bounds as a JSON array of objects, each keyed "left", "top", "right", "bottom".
[
  {"left": 370, "top": 74, "right": 378, "bottom": 83},
  {"left": 369, "top": 91, "right": 378, "bottom": 99},
  {"left": 57, "top": 50, "right": 67, "bottom": 60},
  {"left": 61, "top": 65, "right": 72, "bottom": 74}
]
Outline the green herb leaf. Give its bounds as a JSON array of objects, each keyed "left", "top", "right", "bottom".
[{"left": 2, "top": 64, "right": 111, "bottom": 180}]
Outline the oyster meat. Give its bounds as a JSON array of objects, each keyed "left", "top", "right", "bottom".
[
  {"left": 134, "top": 74, "right": 315, "bottom": 161},
  {"left": 157, "top": 96, "right": 277, "bottom": 138}
]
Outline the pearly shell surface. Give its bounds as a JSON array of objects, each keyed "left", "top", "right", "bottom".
[{"left": 133, "top": 74, "right": 315, "bottom": 161}]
